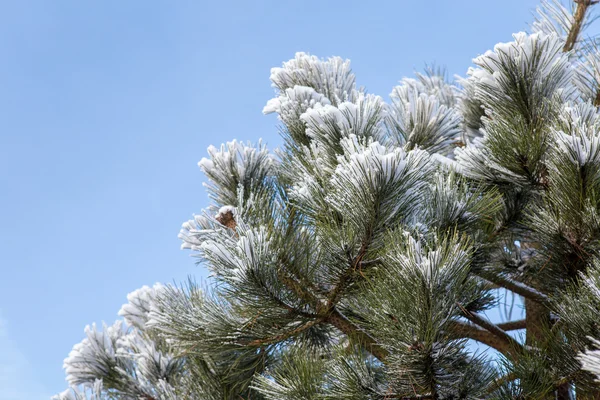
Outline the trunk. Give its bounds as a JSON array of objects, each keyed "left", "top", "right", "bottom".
[
  {"left": 526, "top": 295, "right": 564, "bottom": 399},
  {"left": 524, "top": 299, "right": 550, "bottom": 347},
  {"left": 557, "top": 383, "right": 574, "bottom": 400}
]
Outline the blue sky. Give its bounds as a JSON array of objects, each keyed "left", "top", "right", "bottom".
[{"left": 0, "top": 0, "right": 551, "bottom": 397}]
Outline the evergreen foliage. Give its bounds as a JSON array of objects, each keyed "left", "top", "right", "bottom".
[{"left": 56, "top": 1, "right": 600, "bottom": 398}]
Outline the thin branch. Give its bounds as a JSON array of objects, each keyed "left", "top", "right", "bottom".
[
  {"left": 277, "top": 260, "right": 389, "bottom": 361},
  {"left": 246, "top": 318, "right": 323, "bottom": 347},
  {"left": 448, "top": 320, "right": 514, "bottom": 356},
  {"left": 464, "top": 311, "right": 522, "bottom": 351},
  {"left": 273, "top": 295, "right": 318, "bottom": 319},
  {"left": 277, "top": 268, "right": 321, "bottom": 308},
  {"left": 327, "top": 308, "right": 389, "bottom": 361},
  {"left": 478, "top": 271, "right": 550, "bottom": 306},
  {"left": 498, "top": 319, "right": 527, "bottom": 331},
  {"left": 457, "top": 304, "right": 524, "bottom": 356},
  {"left": 484, "top": 372, "right": 517, "bottom": 395},
  {"left": 564, "top": 0, "right": 598, "bottom": 52},
  {"left": 326, "top": 237, "right": 372, "bottom": 308}
]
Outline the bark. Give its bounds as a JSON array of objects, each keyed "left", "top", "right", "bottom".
[
  {"left": 478, "top": 271, "right": 550, "bottom": 306},
  {"left": 498, "top": 319, "right": 527, "bottom": 331},
  {"left": 560, "top": 3, "right": 598, "bottom": 397},
  {"left": 448, "top": 320, "right": 516, "bottom": 356},
  {"left": 563, "top": 0, "right": 596, "bottom": 53}
]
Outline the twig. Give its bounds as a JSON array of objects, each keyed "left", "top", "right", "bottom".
[{"left": 277, "top": 259, "right": 389, "bottom": 361}]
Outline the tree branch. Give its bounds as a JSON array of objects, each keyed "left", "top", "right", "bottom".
[
  {"left": 564, "top": 0, "right": 598, "bottom": 52},
  {"left": 462, "top": 310, "right": 523, "bottom": 353},
  {"left": 448, "top": 318, "right": 526, "bottom": 354},
  {"left": 448, "top": 320, "right": 515, "bottom": 355},
  {"left": 246, "top": 318, "right": 323, "bottom": 347},
  {"left": 478, "top": 271, "right": 550, "bottom": 306},
  {"left": 498, "top": 319, "right": 526, "bottom": 331},
  {"left": 277, "top": 260, "right": 389, "bottom": 361},
  {"left": 327, "top": 307, "right": 389, "bottom": 361},
  {"left": 326, "top": 237, "right": 373, "bottom": 308},
  {"left": 454, "top": 303, "right": 524, "bottom": 357}
]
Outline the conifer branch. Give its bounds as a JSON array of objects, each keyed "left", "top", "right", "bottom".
[
  {"left": 326, "top": 236, "right": 373, "bottom": 308},
  {"left": 564, "top": 0, "right": 598, "bottom": 52},
  {"left": 277, "top": 258, "right": 389, "bottom": 361},
  {"left": 448, "top": 320, "right": 515, "bottom": 355},
  {"left": 277, "top": 269, "right": 321, "bottom": 308},
  {"left": 327, "top": 308, "right": 389, "bottom": 361},
  {"left": 462, "top": 311, "right": 522, "bottom": 352},
  {"left": 498, "top": 319, "right": 527, "bottom": 331},
  {"left": 455, "top": 303, "right": 524, "bottom": 356},
  {"left": 246, "top": 318, "right": 324, "bottom": 347},
  {"left": 478, "top": 271, "right": 550, "bottom": 306},
  {"left": 269, "top": 289, "right": 319, "bottom": 319}
]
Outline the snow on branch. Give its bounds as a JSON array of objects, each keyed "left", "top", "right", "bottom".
[
  {"left": 118, "top": 283, "right": 166, "bottom": 330},
  {"left": 63, "top": 321, "right": 130, "bottom": 387},
  {"left": 198, "top": 139, "right": 273, "bottom": 207},
  {"left": 325, "top": 136, "right": 431, "bottom": 234},
  {"left": 388, "top": 88, "right": 462, "bottom": 154},
  {"left": 301, "top": 92, "right": 388, "bottom": 146},
  {"left": 269, "top": 52, "right": 356, "bottom": 104},
  {"left": 580, "top": 338, "right": 600, "bottom": 381}
]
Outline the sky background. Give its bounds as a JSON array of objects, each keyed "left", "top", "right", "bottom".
[{"left": 0, "top": 0, "right": 571, "bottom": 397}]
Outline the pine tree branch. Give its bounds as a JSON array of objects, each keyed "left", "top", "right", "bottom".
[
  {"left": 326, "top": 236, "right": 373, "bottom": 308},
  {"left": 245, "top": 318, "right": 324, "bottom": 347},
  {"left": 327, "top": 307, "right": 389, "bottom": 361},
  {"left": 269, "top": 289, "right": 319, "bottom": 319},
  {"left": 477, "top": 271, "right": 550, "bottom": 306},
  {"left": 447, "top": 320, "right": 515, "bottom": 355},
  {"left": 484, "top": 372, "right": 517, "bottom": 395},
  {"left": 277, "top": 269, "right": 321, "bottom": 309},
  {"left": 454, "top": 303, "right": 524, "bottom": 357},
  {"left": 498, "top": 319, "right": 527, "bottom": 331},
  {"left": 277, "top": 259, "right": 389, "bottom": 361},
  {"left": 461, "top": 310, "right": 523, "bottom": 353},
  {"left": 564, "top": 0, "right": 598, "bottom": 52}
]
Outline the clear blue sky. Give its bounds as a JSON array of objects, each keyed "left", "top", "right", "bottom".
[{"left": 0, "top": 0, "right": 551, "bottom": 398}]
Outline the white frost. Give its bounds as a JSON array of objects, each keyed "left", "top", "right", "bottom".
[
  {"left": 63, "top": 321, "right": 127, "bottom": 387},
  {"left": 263, "top": 85, "right": 331, "bottom": 116},
  {"left": 554, "top": 130, "right": 600, "bottom": 167},
  {"left": 469, "top": 31, "right": 575, "bottom": 102},
  {"left": 300, "top": 92, "right": 388, "bottom": 143},
  {"left": 580, "top": 339, "right": 600, "bottom": 382},
  {"left": 118, "top": 283, "right": 166, "bottom": 330},
  {"left": 269, "top": 52, "right": 356, "bottom": 103}
]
